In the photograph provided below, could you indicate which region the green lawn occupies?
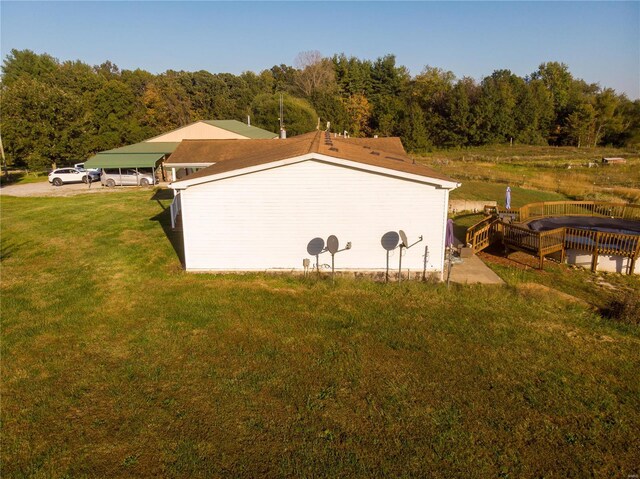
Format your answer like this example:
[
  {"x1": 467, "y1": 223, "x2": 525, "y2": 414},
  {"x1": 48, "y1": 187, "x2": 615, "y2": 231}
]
[
  {"x1": 451, "y1": 181, "x2": 567, "y2": 208},
  {"x1": 0, "y1": 171, "x2": 49, "y2": 185},
  {"x1": 1, "y1": 191, "x2": 639, "y2": 478}
]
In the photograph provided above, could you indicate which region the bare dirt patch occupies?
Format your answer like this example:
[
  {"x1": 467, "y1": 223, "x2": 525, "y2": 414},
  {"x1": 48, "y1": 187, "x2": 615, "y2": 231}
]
[
  {"x1": 516, "y1": 282, "x2": 591, "y2": 308},
  {"x1": 478, "y1": 248, "x2": 542, "y2": 270}
]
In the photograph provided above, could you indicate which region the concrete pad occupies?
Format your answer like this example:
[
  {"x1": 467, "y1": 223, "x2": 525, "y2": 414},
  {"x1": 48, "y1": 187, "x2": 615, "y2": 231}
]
[{"x1": 445, "y1": 254, "x2": 504, "y2": 285}]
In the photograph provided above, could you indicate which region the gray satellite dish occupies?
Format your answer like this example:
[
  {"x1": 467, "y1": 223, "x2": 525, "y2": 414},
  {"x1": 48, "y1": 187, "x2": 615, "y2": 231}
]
[
  {"x1": 381, "y1": 231, "x2": 400, "y2": 251},
  {"x1": 307, "y1": 237, "x2": 325, "y2": 256},
  {"x1": 399, "y1": 230, "x2": 408, "y2": 247},
  {"x1": 327, "y1": 235, "x2": 339, "y2": 254}
]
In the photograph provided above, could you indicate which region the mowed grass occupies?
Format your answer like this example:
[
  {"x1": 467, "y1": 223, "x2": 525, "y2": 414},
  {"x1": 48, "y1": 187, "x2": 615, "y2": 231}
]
[
  {"x1": 451, "y1": 181, "x2": 567, "y2": 208},
  {"x1": 0, "y1": 171, "x2": 49, "y2": 186},
  {"x1": 2, "y1": 191, "x2": 640, "y2": 478}
]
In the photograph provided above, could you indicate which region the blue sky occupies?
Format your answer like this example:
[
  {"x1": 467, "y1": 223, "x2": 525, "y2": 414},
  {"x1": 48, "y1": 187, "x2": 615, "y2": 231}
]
[{"x1": 1, "y1": 1, "x2": 638, "y2": 98}]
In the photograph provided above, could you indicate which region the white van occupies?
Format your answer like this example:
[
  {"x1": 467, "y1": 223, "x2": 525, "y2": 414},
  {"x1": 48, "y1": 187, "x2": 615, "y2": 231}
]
[{"x1": 100, "y1": 168, "x2": 156, "y2": 187}]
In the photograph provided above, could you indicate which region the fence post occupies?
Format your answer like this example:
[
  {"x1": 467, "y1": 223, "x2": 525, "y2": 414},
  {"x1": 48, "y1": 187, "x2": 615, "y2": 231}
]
[
  {"x1": 629, "y1": 241, "x2": 640, "y2": 275},
  {"x1": 591, "y1": 232, "x2": 600, "y2": 272}
]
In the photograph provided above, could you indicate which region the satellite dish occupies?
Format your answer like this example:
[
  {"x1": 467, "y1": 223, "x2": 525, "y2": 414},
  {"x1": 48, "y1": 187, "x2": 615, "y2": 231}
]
[
  {"x1": 307, "y1": 237, "x2": 325, "y2": 256},
  {"x1": 399, "y1": 230, "x2": 408, "y2": 247},
  {"x1": 381, "y1": 231, "x2": 400, "y2": 251},
  {"x1": 327, "y1": 235, "x2": 339, "y2": 254}
]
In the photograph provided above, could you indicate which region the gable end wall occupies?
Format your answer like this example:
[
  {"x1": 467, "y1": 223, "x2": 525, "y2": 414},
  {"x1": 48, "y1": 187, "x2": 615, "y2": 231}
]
[{"x1": 181, "y1": 160, "x2": 448, "y2": 272}]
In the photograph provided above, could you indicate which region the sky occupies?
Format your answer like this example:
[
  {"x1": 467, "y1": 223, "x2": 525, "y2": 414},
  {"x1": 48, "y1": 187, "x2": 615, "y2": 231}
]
[{"x1": 1, "y1": 1, "x2": 639, "y2": 99}]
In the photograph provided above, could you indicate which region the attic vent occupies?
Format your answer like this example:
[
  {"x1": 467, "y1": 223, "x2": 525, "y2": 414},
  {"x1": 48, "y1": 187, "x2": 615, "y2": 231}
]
[
  {"x1": 370, "y1": 151, "x2": 380, "y2": 156},
  {"x1": 329, "y1": 147, "x2": 338, "y2": 152}
]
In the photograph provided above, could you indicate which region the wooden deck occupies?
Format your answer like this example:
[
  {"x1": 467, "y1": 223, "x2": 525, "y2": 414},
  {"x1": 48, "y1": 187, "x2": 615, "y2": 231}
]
[{"x1": 465, "y1": 201, "x2": 640, "y2": 274}]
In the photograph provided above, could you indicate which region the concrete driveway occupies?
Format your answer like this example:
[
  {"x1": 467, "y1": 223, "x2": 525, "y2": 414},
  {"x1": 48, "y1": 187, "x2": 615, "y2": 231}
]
[{"x1": 0, "y1": 181, "x2": 166, "y2": 197}]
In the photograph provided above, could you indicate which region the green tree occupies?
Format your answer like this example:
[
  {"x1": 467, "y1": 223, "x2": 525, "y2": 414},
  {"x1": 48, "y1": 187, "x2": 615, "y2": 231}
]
[
  {"x1": 310, "y1": 90, "x2": 349, "y2": 133},
  {"x1": 565, "y1": 102, "x2": 596, "y2": 147},
  {"x1": 332, "y1": 54, "x2": 373, "y2": 97},
  {"x1": 87, "y1": 80, "x2": 146, "y2": 151},
  {"x1": 341, "y1": 94, "x2": 372, "y2": 137},
  {"x1": 142, "y1": 77, "x2": 192, "y2": 133},
  {"x1": 412, "y1": 66, "x2": 456, "y2": 145},
  {"x1": 398, "y1": 101, "x2": 430, "y2": 152},
  {"x1": 514, "y1": 79, "x2": 554, "y2": 145},
  {"x1": 1, "y1": 49, "x2": 58, "y2": 86},
  {"x1": 1, "y1": 77, "x2": 85, "y2": 169},
  {"x1": 445, "y1": 77, "x2": 480, "y2": 146},
  {"x1": 250, "y1": 93, "x2": 317, "y2": 136},
  {"x1": 592, "y1": 88, "x2": 622, "y2": 147},
  {"x1": 474, "y1": 70, "x2": 522, "y2": 143},
  {"x1": 269, "y1": 64, "x2": 298, "y2": 94}
]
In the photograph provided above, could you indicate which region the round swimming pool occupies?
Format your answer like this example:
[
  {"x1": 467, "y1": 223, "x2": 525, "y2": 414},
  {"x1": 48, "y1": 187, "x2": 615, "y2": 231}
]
[{"x1": 528, "y1": 216, "x2": 640, "y2": 236}]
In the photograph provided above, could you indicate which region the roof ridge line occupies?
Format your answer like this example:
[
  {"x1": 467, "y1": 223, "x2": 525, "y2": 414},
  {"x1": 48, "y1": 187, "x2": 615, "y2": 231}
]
[{"x1": 308, "y1": 130, "x2": 322, "y2": 154}]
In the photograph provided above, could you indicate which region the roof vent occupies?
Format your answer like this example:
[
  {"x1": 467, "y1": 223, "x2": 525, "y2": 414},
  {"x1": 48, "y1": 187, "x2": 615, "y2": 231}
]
[
  {"x1": 363, "y1": 145, "x2": 371, "y2": 149},
  {"x1": 385, "y1": 156, "x2": 403, "y2": 162},
  {"x1": 329, "y1": 147, "x2": 338, "y2": 152},
  {"x1": 370, "y1": 151, "x2": 380, "y2": 156}
]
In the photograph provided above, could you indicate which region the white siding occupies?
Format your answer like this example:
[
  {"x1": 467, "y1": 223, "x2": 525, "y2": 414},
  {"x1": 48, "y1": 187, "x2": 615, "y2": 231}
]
[{"x1": 181, "y1": 160, "x2": 449, "y2": 272}]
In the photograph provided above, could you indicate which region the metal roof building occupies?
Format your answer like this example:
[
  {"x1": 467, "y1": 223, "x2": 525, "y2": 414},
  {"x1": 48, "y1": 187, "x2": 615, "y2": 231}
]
[{"x1": 84, "y1": 120, "x2": 276, "y2": 172}]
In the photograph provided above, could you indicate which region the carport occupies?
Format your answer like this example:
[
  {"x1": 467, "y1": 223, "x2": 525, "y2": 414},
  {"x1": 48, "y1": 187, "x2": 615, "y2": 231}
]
[
  {"x1": 83, "y1": 142, "x2": 179, "y2": 185},
  {"x1": 84, "y1": 153, "x2": 165, "y2": 185}
]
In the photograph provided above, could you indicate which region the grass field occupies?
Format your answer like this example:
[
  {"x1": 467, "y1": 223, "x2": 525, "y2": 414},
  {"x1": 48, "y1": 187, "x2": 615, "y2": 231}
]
[
  {"x1": 451, "y1": 182, "x2": 567, "y2": 208},
  {"x1": 2, "y1": 190, "x2": 640, "y2": 478},
  {"x1": 415, "y1": 144, "x2": 640, "y2": 203},
  {"x1": 0, "y1": 171, "x2": 49, "y2": 186}
]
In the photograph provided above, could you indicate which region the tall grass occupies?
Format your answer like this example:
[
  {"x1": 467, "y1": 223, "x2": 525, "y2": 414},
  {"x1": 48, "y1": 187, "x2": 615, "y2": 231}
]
[
  {"x1": 1, "y1": 191, "x2": 639, "y2": 478},
  {"x1": 415, "y1": 145, "x2": 640, "y2": 203}
]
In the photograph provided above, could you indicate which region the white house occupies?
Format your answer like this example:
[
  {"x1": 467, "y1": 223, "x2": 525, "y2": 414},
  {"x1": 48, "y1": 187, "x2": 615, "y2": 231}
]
[{"x1": 169, "y1": 131, "x2": 459, "y2": 275}]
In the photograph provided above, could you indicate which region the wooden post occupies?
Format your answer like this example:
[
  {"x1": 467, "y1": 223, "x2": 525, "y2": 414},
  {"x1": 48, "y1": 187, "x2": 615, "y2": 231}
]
[
  {"x1": 629, "y1": 242, "x2": 640, "y2": 275},
  {"x1": 591, "y1": 232, "x2": 600, "y2": 273},
  {"x1": 560, "y1": 228, "x2": 566, "y2": 264}
]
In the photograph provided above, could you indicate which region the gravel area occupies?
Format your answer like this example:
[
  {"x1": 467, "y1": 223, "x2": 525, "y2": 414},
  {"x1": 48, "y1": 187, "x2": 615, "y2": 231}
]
[{"x1": 0, "y1": 181, "x2": 167, "y2": 197}]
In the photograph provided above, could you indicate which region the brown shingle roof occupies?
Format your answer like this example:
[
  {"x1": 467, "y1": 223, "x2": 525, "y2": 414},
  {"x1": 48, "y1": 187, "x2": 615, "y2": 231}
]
[{"x1": 170, "y1": 131, "x2": 457, "y2": 184}]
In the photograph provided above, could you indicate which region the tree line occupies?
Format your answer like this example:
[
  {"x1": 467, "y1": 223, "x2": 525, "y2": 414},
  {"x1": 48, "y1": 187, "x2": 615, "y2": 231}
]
[{"x1": 1, "y1": 49, "x2": 638, "y2": 170}]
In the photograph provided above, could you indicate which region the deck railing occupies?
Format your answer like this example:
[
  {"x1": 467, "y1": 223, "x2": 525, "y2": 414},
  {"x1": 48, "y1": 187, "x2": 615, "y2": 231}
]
[
  {"x1": 465, "y1": 216, "x2": 500, "y2": 253},
  {"x1": 465, "y1": 201, "x2": 639, "y2": 273},
  {"x1": 170, "y1": 192, "x2": 182, "y2": 229},
  {"x1": 518, "y1": 201, "x2": 640, "y2": 222},
  {"x1": 564, "y1": 228, "x2": 640, "y2": 257}
]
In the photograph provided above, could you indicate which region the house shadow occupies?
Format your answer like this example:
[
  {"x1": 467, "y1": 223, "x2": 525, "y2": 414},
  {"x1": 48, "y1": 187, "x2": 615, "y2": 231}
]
[
  {"x1": 452, "y1": 213, "x2": 479, "y2": 246},
  {"x1": 149, "y1": 189, "x2": 185, "y2": 268},
  {"x1": 150, "y1": 187, "x2": 174, "y2": 203}
]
